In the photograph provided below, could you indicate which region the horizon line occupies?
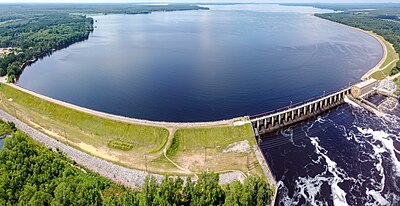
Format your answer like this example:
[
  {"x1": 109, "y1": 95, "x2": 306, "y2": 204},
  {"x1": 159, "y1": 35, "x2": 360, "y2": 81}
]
[{"x1": 0, "y1": 1, "x2": 399, "y2": 4}]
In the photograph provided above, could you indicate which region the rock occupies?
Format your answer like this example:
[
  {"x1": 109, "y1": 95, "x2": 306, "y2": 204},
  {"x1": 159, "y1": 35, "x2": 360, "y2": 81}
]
[{"x1": 223, "y1": 140, "x2": 250, "y2": 153}]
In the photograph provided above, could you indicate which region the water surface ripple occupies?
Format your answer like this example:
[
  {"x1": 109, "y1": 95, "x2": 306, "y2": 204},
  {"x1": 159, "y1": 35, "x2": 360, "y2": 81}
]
[
  {"x1": 17, "y1": 4, "x2": 382, "y2": 122},
  {"x1": 260, "y1": 104, "x2": 400, "y2": 205}
]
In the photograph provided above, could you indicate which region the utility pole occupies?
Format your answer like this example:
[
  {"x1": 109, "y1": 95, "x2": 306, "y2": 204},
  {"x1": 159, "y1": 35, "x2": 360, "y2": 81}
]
[
  {"x1": 64, "y1": 127, "x2": 67, "y2": 145},
  {"x1": 145, "y1": 154, "x2": 148, "y2": 172},
  {"x1": 183, "y1": 136, "x2": 185, "y2": 151},
  {"x1": 12, "y1": 104, "x2": 17, "y2": 119},
  {"x1": 247, "y1": 152, "x2": 250, "y2": 171},
  {"x1": 204, "y1": 146, "x2": 206, "y2": 162}
]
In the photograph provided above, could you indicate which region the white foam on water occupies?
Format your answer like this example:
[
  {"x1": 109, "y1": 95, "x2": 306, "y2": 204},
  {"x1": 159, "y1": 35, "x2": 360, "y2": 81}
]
[
  {"x1": 366, "y1": 189, "x2": 390, "y2": 206},
  {"x1": 355, "y1": 126, "x2": 400, "y2": 205},
  {"x1": 344, "y1": 96, "x2": 361, "y2": 108},
  {"x1": 357, "y1": 127, "x2": 400, "y2": 177},
  {"x1": 276, "y1": 106, "x2": 400, "y2": 205},
  {"x1": 364, "y1": 143, "x2": 387, "y2": 205},
  {"x1": 281, "y1": 127, "x2": 305, "y2": 148},
  {"x1": 301, "y1": 119, "x2": 349, "y2": 206},
  {"x1": 295, "y1": 175, "x2": 329, "y2": 206},
  {"x1": 278, "y1": 176, "x2": 328, "y2": 206},
  {"x1": 277, "y1": 180, "x2": 300, "y2": 206},
  {"x1": 309, "y1": 136, "x2": 349, "y2": 206}
]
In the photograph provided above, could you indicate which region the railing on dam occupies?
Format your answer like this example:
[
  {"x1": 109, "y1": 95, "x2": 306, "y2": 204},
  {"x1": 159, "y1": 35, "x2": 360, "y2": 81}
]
[{"x1": 250, "y1": 87, "x2": 351, "y2": 135}]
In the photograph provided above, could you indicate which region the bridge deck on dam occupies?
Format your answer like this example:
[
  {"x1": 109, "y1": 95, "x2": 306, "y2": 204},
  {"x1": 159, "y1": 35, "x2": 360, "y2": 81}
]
[
  {"x1": 250, "y1": 77, "x2": 399, "y2": 135},
  {"x1": 250, "y1": 88, "x2": 351, "y2": 135}
]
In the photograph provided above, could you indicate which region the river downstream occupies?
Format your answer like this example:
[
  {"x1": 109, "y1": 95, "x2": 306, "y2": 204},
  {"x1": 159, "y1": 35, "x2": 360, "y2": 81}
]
[
  {"x1": 13, "y1": 4, "x2": 399, "y2": 205},
  {"x1": 260, "y1": 103, "x2": 400, "y2": 205}
]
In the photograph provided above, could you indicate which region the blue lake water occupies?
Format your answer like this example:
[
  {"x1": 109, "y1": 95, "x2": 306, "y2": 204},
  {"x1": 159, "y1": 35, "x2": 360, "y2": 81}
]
[
  {"x1": 15, "y1": 4, "x2": 400, "y2": 205},
  {"x1": 17, "y1": 4, "x2": 382, "y2": 122}
]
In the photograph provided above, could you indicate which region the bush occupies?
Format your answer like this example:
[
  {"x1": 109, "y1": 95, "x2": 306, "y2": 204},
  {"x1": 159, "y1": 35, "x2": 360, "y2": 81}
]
[{"x1": 107, "y1": 140, "x2": 134, "y2": 151}]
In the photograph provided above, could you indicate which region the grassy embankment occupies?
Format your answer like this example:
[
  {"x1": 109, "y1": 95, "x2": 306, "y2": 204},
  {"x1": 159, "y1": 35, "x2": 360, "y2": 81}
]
[
  {"x1": 167, "y1": 124, "x2": 264, "y2": 176},
  {"x1": 0, "y1": 83, "x2": 172, "y2": 173},
  {"x1": 0, "y1": 83, "x2": 263, "y2": 177},
  {"x1": 370, "y1": 32, "x2": 400, "y2": 80}
]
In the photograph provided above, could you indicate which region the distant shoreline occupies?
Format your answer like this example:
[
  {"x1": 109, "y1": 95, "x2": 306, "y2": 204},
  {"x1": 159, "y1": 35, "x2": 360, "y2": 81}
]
[{"x1": 314, "y1": 15, "x2": 390, "y2": 81}]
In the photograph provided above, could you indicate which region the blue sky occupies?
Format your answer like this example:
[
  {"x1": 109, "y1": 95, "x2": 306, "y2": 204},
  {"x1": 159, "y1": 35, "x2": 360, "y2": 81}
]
[{"x1": 0, "y1": 0, "x2": 400, "y2": 3}]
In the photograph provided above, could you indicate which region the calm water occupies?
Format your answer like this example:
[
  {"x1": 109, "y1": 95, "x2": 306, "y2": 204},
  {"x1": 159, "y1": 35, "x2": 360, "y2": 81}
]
[
  {"x1": 15, "y1": 4, "x2": 399, "y2": 205},
  {"x1": 0, "y1": 138, "x2": 4, "y2": 150},
  {"x1": 17, "y1": 4, "x2": 383, "y2": 122}
]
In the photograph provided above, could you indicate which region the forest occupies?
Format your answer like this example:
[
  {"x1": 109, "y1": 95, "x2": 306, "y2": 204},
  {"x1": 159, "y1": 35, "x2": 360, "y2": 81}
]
[
  {"x1": 0, "y1": 119, "x2": 273, "y2": 206},
  {"x1": 0, "y1": 4, "x2": 208, "y2": 82}
]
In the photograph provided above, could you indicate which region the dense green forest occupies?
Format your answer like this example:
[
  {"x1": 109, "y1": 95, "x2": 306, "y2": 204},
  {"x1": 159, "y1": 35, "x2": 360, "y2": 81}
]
[
  {"x1": 308, "y1": 4, "x2": 400, "y2": 75},
  {"x1": 0, "y1": 4, "x2": 207, "y2": 82},
  {"x1": 0, "y1": 119, "x2": 273, "y2": 205},
  {"x1": 282, "y1": 3, "x2": 400, "y2": 11}
]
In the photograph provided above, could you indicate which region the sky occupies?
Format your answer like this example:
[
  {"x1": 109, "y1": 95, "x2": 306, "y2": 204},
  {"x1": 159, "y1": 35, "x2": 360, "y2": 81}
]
[{"x1": 0, "y1": 0, "x2": 400, "y2": 3}]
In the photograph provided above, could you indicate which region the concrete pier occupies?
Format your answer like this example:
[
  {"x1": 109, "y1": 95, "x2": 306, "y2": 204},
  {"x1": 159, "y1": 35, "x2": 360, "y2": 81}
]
[
  {"x1": 251, "y1": 88, "x2": 351, "y2": 135},
  {"x1": 250, "y1": 77, "x2": 399, "y2": 135}
]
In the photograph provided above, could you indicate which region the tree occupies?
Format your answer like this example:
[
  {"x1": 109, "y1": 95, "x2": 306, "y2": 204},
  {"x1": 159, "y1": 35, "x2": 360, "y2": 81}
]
[
  {"x1": 191, "y1": 173, "x2": 224, "y2": 206},
  {"x1": 0, "y1": 120, "x2": 272, "y2": 206}
]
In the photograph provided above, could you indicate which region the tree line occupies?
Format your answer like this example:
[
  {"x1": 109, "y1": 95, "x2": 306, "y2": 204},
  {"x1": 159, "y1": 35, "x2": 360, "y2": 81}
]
[
  {"x1": 0, "y1": 12, "x2": 93, "y2": 82},
  {"x1": 316, "y1": 7, "x2": 400, "y2": 75},
  {"x1": 0, "y1": 4, "x2": 208, "y2": 82},
  {"x1": 0, "y1": 119, "x2": 273, "y2": 206}
]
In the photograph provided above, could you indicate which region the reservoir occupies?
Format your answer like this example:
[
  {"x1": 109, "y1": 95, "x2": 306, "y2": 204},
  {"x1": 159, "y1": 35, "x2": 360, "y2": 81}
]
[
  {"x1": 13, "y1": 4, "x2": 400, "y2": 205},
  {"x1": 16, "y1": 4, "x2": 383, "y2": 122}
]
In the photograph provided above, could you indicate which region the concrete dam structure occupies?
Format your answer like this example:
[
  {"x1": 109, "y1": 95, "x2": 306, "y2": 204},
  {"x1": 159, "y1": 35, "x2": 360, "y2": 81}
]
[
  {"x1": 250, "y1": 78, "x2": 398, "y2": 135},
  {"x1": 250, "y1": 88, "x2": 351, "y2": 135}
]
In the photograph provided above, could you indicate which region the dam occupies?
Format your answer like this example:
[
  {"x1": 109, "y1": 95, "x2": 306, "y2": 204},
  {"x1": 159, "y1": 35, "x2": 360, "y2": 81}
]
[{"x1": 250, "y1": 78, "x2": 399, "y2": 135}]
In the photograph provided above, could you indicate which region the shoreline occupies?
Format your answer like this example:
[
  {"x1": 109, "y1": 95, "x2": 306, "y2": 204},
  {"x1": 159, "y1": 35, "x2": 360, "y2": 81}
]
[
  {"x1": 0, "y1": 81, "x2": 271, "y2": 184},
  {"x1": 313, "y1": 15, "x2": 390, "y2": 81},
  {"x1": 2, "y1": 12, "x2": 388, "y2": 204},
  {"x1": 13, "y1": 15, "x2": 391, "y2": 127},
  {"x1": 1, "y1": 78, "x2": 245, "y2": 129}
]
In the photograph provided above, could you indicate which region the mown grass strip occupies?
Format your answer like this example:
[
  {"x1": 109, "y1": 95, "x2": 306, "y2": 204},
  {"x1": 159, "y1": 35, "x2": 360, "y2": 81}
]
[
  {"x1": 0, "y1": 83, "x2": 169, "y2": 152},
  {"x1": 168, "y1": 124, "x2": 255, "y2": 158},
  {"x1": 372, "y1": 33, "x2": 399, "y2": 80}
]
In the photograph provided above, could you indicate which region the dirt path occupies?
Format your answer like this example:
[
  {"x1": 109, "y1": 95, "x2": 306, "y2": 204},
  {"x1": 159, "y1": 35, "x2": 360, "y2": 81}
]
[
  {"x1": 363, "y1": 59, "x2": 398, "y2": 80},
  {"x1": 162, "y1": 128, "x2": 197, "y2": 176}
]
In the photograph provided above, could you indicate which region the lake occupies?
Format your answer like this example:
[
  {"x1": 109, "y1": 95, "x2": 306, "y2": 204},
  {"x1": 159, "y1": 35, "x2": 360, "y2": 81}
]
[
  {"x1": 15, "y1": 4, "x2": 400, "y2": 205},
  {"x1": 16, "y1": 4, "x2": 383, "y2": 122}
]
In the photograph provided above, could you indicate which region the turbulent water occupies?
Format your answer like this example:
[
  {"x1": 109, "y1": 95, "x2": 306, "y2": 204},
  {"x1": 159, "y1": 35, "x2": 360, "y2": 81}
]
[{"x1": 260, "y1": 103, "x2": 400, "y2": 205}]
